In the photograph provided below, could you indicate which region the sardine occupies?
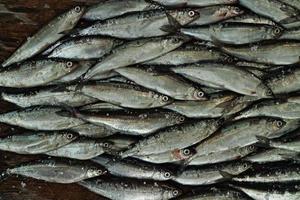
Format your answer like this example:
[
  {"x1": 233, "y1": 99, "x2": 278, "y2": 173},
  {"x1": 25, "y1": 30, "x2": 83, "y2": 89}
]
[
  {"x1": 70, "y1": 123, "x2": 118, "y2": 138},
  {"x1": 223, "y1": 13, "x2": 278, "y2": 26},
  {"x1": 0, "y1": 60, "x2": 80, "y2": 88},
  {"x1": 46, "y1": 139, "x2": 112, "y2": 160},
  {"x1": 82, "y1": 0, "x2": 162, "y2": 21},
  {"x1": 92, "y1": 155, "x2": 174, "y2": 181},
  {"x1": 181, "y1": 25, "x2": 282, "y2": 45},
  {"x1": 171, "y1": 63, "x2": 272, "y2": 98},
  {"x1": 121, "y1": 119, "x2": 221, "y2": 158},
  {"x1": 79, "y1": 178, "x2": 182, "y2": 200},
  {"x1": 0, "y1": 107, "x2": 85, "y2": 131},
  {"x1": 3, "y1": 159, "x2": 106, "y2": 184},
  {"x1": 115, "y1": 66, "x2": 206, "y2": 100},
  {"x1": 0, "y1": 131, "x2": 77, "y2": 154},
  {"x1": 1, "y1": 86, "x2": 98, "y2": 108},
  {"x1": 83, "y1": 36, "x2": 188, "y2": 79},
  {"x1": 2, "y1": 6, "x2": 85, "y2": 67},
  {"x1": 173, "y1": 162, "x2": 251, "y2": 185},
  {"x1": 72, "y1": 110, "x2": 185, "y2": 136},
  {"x1": 47, "y1": 37, "x2": 123, "y2": 60},
  {"x1": 69, "y1": 83, "x2": 173, "y2": 109}
]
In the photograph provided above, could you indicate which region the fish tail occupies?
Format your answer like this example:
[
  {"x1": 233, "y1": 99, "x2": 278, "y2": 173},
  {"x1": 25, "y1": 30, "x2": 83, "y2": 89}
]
[
  {"x1": 219, "y1": 170, "x2": 234, "y2": 180},
  {"x1": 160, "y1": 12, "x2": 182, "y2": 34},
  {"x1": 255, "y1": 135, "x2": 271, "y2": 147}
]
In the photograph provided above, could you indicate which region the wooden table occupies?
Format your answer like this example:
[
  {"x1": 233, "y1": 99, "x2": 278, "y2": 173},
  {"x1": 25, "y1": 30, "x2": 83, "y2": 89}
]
[{"x1": 0, "y1": 1, "x2": 108, "y2": 199}]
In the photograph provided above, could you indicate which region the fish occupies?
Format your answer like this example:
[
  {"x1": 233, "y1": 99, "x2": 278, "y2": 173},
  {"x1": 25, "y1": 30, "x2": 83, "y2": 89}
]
[
  {"x1": 79, "y1": 102, "x2": 124, "y2": 112},
  {"x1": 233, "y1": 165, "x2": 300, "y2": 183},
  {"x1": 121, "y1": 119, "x2": 221, "y2": 158},
  {"x1": 69, "y1": 82, "x2": 173, "y2": 109},
  {"x1": 231, "y1": 185, "x2": 300, "y2": 200},
  {"x1": 71, "y1": 110, "x2": 185, "y2": 136},
  {"x1": 171, "y1": 63, "x2": 272, "y2": 98},
  {"x1": 0, "y1": 107, "x2": 85, "y2": 131},
  {"x1": 280, "y1": 28, "x2": 300, "y2": 40},
  {"x1": 133, "y1": 147, "x2": 196, "y2": 164},
  {"x1": 0, "y1": 60, "x2": 81, "y2": 88},
  {"x1": 70, "y1": 123, "x2": 118, "y2": 138},
  {"x1": 223, "y1": 13, "x2": 278, "y2": 26},
  {"x1": 74, "y1": 9, "x2": 200, "y2": 39},
  {"x1": 152, "y1": 0, "x2": 238, "y2": 7},
  {"x1": 288, "y1": 96, "x2": 300, "y2": 104},
  {"x1": 47, "y1": 37, "x2": 123, "y2": 60},
  {"x1": 279, "y1": 0, "x2": 300, "y2": 10},
  {"x1": 0, "y1": 131, "x2": 77, "y2": 154},
  {"x1": 82, "y1": 0, "x2": 162, "y2": 21},
  {"x1": 266, "y1": 67, "x2": 300, "y2": 94},
  {"x1": 238, "y1": 0, "x2": 300, "y2": 27},
  {"x1": 244, "y1": 148, "x2": 300, "y2": 163},
  {"x1": 2, "y1": 6, "x2": 85, "y2": 67},
  {"x1": 165, "y1": 93, "x2": 255, "y2": 118},
  {"x1": 82, "y1": 36, "x2": 188, "y2": 79},
  {"x1": 189, "y1": 145, "x2": 257, "y2": 166},
  {"x1": 234, "y1": 99, "x2": 300, "y2": 120},
  {"x1": 105, "y1": 135, "x2": 138, "y2": 153},
  {"x1": 188, "y1": 118, "x2": 292, "y2": 162},
  {"x1": 1, "y1": 86, "x2": 98, "y2": 108},
  {"x1": 79, "y1": 178, "x2": 182, "y2": 200},
  {"x1": 188, "y1": 6, "x2": 244, "y2": 26},
  {"x1": 1, "y1": 159, "x2": 106, "y2": 184},
  {"x1": 256, "y1": 135, "x2": 300, "y2": 153},
  {"x1": 92, "y1": 155, "x2": 174, "y2": 181},
  {"x1": 143, "y1": 45, "x2": 231, "y2": 65},
  {"x1": 115, "y1": 66, "x2": 206, "y2": 100},
  {"x1": 181, "y1": 25, "x2": 283, "y2": 45},
  {"x1": 215, "y1": 42, "x2": 300, "y2": 65},
  {"x1": 173, "y1": 162, "x2": 251, "y2": 185},
  {"x1": 46, "y1": 139, "x2": 112, "y2": 160}
]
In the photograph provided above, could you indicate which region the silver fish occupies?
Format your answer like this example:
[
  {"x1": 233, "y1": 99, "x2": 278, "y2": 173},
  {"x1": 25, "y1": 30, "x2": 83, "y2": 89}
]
[
  {"x1": 83, "y1": 36, "x2": 187, "y2": 79},
  {"x1": 171, "y1": 63, "x2": 272, "y2": 98},
  {"x1": 143, "y1": 45, "x2": 230, "y2": 65},
  {"x1": 257, "y1": 136, "x2": 300, "y2": 153},
  {"x1": 79, "y1": 102, "x2": 124, "y2": 112},
  {"x1": 1, "y1": 87, "x2": 98, "y2": 108},
  {"x1": 133, "y1": 147, "x2": 196, "y2": 164},
  {"x1": 46, "y1": 139, "x2": 112, "y2": 160},
  {"x1": 75, "y1": 9, "x2": 199, "y2": 39},
  {"x1": 0, "y1": 60, "x2": 80, "y2": 88},
  {"x1": 73, "y1": 110, "x2": 185, "y2": 136},
  {"x1": 223, "y1": 13, "x2": 278, "y2": 26},
  {"x1": 2, "y1": 6, "x2": 85, "y2": 67},
  {"x1": 47, "y1": 37, "x2": 123, "y2": 60},
  {"x1": 69, "y1": 83, "x2": 172, "y2": 109},
  {"x1": 173, "y1": 162, "x2": 251, "y2": 185},
  {"x1": 189, "y1": 145, "x2": 257, "y2": 166},
  {"x1": 0, "y1": 131, "x2": 77, "y2": 154},
  {"x1": 92, "y1": 155, "x2": 174, "y2": 181},
  {"x1": 79, "y1": 178, "x2": 182, "y2": 200},
  {"x1": 153, "y1": 0, "x2": 238, "y2": 7},
  {"x1": 70, "y1": 123, "x2": 118, "y2": 138},
  {"x1": 0, "y1": 107, "x2": 85, "y2": 131},
  {"x1": 115, "y1": 66, "x2": 206, "y2": 100},
  {"x1": 82, "y1": 0, "x2": 162, "y2": 21},
  {"x1": 121, "y1": 119, "x2": 221, "y2": 158},
  {"x1": 181, "y1": 25, "x2": 282, "y2": 45},
  {"x1": 3, "y1": 159, "x2": 106, "y2": 184}
]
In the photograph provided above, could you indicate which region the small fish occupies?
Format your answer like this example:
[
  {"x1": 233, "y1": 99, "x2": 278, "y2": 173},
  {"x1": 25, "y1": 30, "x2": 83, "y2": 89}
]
[
  {"x1": 0, "y1": 60, "x2": 80, "y2": 88},
  {"x1": 171, "y1": 63, "x2": 272, "y2": 98},
  {"x1": 72, "y1": 110, "x2": 185, "y2": 136},
  {"x1": 83, "y1": 36, "x2": 188, "y2": 79},
  {"x1": 0, "y1": 107, "x2": 85, "y2": 131},
  {"x1": 2, "y1": 6, "x2": 85, "y2": 67},
  {"x1": 82, "y1": 0, "x2": 162, "y2": 21},
  {"x1": 79, "y1": 102, "x2": 124, "y2": 112},
  {"x1": 93, "y1": 155, "x2": 174, "y2": 181},
  {"x1": 181, "y1": 25, "x2": 282, "y2": 45},
  {"x1": 1, "y1": 86, "x2": 98, "y2": 108},
  {"x1": 0, "y1": 131, "x2": 77, "y2": 154},
  {"x1": 115, "y1": 66, "x2": 206, "y2": 100},
  {"x1": 173, "y1": 162, "x2": 251, "y2": 185},
  {"x1": 79, "y1": 178, "x2": 182, "y2": 200},
  {"x1": 46, "y1": 139, "x2": 112, "y2": 160},
  {"x1": 133, "y1": 147, "x2": 196, "y2": 164},
  {"x1": 47, "y1": 37, "x2": 123, "y2": 60},
  {"x1": 223, "y1": 13, "x2": 278, "y2": 26},
  {"x1": 1, "y1": 159, "x2": 106, "y2": 184},
  {"x1": 121, "y1": 119, "x2": 221, "y2": 158},
  {"x1": 256, "y1": 135, "x2": 300, "y2": 153},
  {"x1": 69, "y1": 83, "x2": 173, "y2": 109},
  {"x1": 70, "y1": 123, "x2": 118, "y2": 138}
]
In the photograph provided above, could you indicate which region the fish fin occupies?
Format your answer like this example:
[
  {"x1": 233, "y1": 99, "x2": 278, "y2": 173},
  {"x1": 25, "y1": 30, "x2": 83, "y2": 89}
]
[
  {"x1": 160, "y1": 12, "x2": 181, "y2": 33},
  {"x1": 219, "y1": 170, "x2": 234, "y2": 180},
  {"x1": 255, "y1": 135, "x2": 271, "y2": 147}
]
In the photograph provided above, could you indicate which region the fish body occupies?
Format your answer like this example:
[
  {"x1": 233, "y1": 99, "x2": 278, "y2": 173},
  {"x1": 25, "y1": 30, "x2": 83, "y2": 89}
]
[
  {"x1": 153, "y1": 0, "x2": 238, "y2": 7},
  {"x1": 70, "y1": 123, "x2": 118, "y2": 138},
  {"x1": 224, "y1": 13, "x2": 277, "y2": 26},
  {"x1": 79, "y1": 102, "x2": 124, "y2": 112}
]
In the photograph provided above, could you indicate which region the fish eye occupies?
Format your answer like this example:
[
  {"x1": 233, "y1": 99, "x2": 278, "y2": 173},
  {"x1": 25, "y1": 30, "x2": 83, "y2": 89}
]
[
  {"x1": 66, "y1": 133, "x2": 74, "y2": 140},
  {"x1": 275, "y1": 120, "x2": 284, "y2": 128},
  {"x1": 197, "y1": 91, "x2": 205, "y2": 98},
  {"x1": 66, "y1": 61, "x2": 73, "y2": 67},
  {"x1": 97, "y1": 169, "x2": 103, "y2": 174},
  {"x1": 161, "y1": 96, "x2": 169, "y2": 102},
  {"x1": 188, "y1": 10, "x2": 195, "y2": 17},
  {"x1": 266, "y1": 89, "x2": 273, "y2": 96},
  {"x1": 249, "y1": 145, "x2": 255, "y2": 151},
  {"x1": 172, "y1": 189, "x2": 179, "y2": 196},
  {"x1": 164, "y1": 172, "x2": 171, "y2": 178},
  {"x1": 225, "y1": 56, "x2": 234, "y2": 63},
  {"x1": 103, "y1": 142, "x2": 110, "y2": 148},
  {"x1": 233, "y1": 7, "x2": 241, "y2": 13},
  {"x1": 273, "y1": 28, "x2": 281, "y2": 35},
  {"x1": 177, "y1": 116, "x2": 185, "y2": 123},
  {"x1": 243, "y1": 163, "x2": 248, "y2": 168},
  {"x1": 74, "y1": 6, "x2": 81, "y2": 13},
  {"x1": 172, "y1": 38, "x2": 179, "y2": 43},
  {"x1": 183, "y1": 149, "x2": 190, "y2": 156}
]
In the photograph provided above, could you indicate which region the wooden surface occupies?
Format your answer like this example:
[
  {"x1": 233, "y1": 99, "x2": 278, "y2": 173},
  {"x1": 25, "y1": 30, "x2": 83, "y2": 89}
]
[{"x1": 0, "y1": 1, "x2": 108, "y2": 199}]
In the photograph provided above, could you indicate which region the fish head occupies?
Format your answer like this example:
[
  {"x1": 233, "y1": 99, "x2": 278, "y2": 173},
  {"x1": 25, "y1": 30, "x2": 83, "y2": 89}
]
[
  {"x1": 162, "y1": 186, "x2": 182, "y2": 199},
  {"x1": 186, "y1": 87, "x2": 207, "y2": 100},
  {"x1": 61, "y1": 61, "x2": 80, "y2": 74},
  {"x1": 225, "y1": 162, "x2": 252, "y2": 175},
  {"x1": 154, "y1": 169, "x2": 174, "y2": 180},
  {"x1": 255, "y1": 83, "x2": 274, "y2": 98},
  {"x1": 62, "y1": 131, "x2": 78, "y2": 141},
  {"x1": 86, "y1": 166, "x2": 107, "y2": 178},
  {"x1": 167, "y1": 9, "x2": 200, "y2": 26},
  {"x1": 214, "y1": 6, "x2": 244, "y2": 20},
  {"x1": 270, "y1": 26, "x2": 284, "y2": 38},
  {"x1": 157, "y1": 94, "x2": 173, "y2": 106},
  {"x1": 163, "y1": 36, "x2": 190, "y2": 48},
  {"x1": 265, "y1": 118, "x2": 287, "y2": 132},
  {"x1": 240, "y1": 145, "x2": 257, "y2": 155}
]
